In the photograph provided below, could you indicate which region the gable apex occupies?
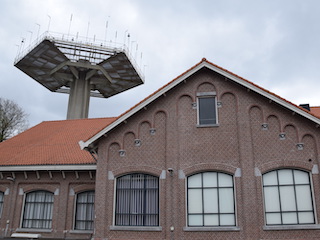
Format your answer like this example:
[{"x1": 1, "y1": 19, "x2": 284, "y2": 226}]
[{"x1": 79, "y1": 58, "x2": 320, "y2": 151}]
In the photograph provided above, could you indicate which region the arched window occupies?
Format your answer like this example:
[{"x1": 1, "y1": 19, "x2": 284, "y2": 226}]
[
  {"x1": 75, "y1": 191, "x2": 95, "y2": 230},
  {"x1": 263, "y1": 169, "x2": 315, "y2": 225},
  {"x1": 22, "y1": 190, "x2": 54, "y2": 229},
  {"x1": 115, "y1": 173, "x2": 159, "y2": 226},
  {"x1": 187, "y1": 172, "x2": 235, "y2": 227}
]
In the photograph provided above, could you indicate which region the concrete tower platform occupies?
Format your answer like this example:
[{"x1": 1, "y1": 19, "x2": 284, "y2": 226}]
[{"x1": 14, "y1": 33, "x2": 144, "y2": 119}]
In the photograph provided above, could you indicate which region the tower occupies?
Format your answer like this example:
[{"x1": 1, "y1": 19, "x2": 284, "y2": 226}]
[{"x1": 14, "y1": 32, "x2": 144, "y2": 119}]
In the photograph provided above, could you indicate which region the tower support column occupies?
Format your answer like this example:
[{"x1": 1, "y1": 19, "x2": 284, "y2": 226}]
[{"x1": 67, "y1": 71, "x2": 91, "y2": 119}]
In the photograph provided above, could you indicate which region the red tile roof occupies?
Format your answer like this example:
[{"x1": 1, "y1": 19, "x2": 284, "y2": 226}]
[
  {"x1": 310, "y1": 107, "x2": 320, "y2": 118},
  {"x1": 0, "y1": 117, "x2": 116, "y2": 166}
]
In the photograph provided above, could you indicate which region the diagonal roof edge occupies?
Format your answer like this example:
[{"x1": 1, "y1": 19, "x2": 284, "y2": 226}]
[{"x1": 79, "y1": 58, "x2": 320, "y2": 150}]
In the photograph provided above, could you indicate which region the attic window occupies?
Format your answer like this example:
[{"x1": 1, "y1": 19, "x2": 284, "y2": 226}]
[{"x1": 197, "y1": 92, "x2": 218, "y2": 127}]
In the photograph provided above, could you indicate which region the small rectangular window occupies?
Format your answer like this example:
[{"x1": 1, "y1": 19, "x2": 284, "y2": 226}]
[{"x1": 197, "y1": 95, "x2": 217, "y2": 126}]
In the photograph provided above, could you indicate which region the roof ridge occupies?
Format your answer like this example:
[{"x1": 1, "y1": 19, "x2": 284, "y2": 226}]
[{"x1": 41, "y1": 116, "x2": 117, "y2": 124}]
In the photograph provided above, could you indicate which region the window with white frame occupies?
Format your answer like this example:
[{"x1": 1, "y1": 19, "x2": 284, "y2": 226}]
[
  {"x1": 0, "y1": 191, "x2": 3, "y2": 218},
  {"x1": 75, "y1": 191, "x2": 95, "y2": 230},
  {"x1": 22, "y1": 190, "x2": 54, "y2": 229},
  {"x1": 197, "y1": 93, "x2": 217, "y2": 126},
  {"x1": 115, "y1": 173, "x2": 159, "y2": 226},
  {"x1": 263, "y1": 169, "x2": 315, "y2": 225},
  {"x1": 187, "y1": 172, "x2": 235, "y2": 227}
]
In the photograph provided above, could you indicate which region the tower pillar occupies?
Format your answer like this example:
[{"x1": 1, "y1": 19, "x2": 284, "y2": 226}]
[{"x1": 67, "y1": 71, "x2": 91, "y2": 119}]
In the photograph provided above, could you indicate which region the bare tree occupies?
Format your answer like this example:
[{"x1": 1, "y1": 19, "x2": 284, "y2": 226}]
[{"x1": 0, "y1": 98, "x2": 29, "y2": 142}]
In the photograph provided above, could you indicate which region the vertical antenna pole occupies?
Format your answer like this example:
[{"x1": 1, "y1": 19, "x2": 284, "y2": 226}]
[
  {"x1": 68, "y1": 14, "x2": 73, "y2": 37},
  {"x1": 47, "y1": 15, "x2": 51, "y2": 32}
]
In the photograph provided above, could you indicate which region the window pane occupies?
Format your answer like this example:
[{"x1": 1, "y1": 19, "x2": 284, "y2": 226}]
[
  {"x1": 266, "y1": 213, "x2": 281, "y2": 225},
  {"x1": 264, "y1": 186, "x2": 280, "y2": 212},
  {"x1": 279, "y1": 186, "x2": 296, "y2": 211},
  {"x1": 203, "y1": 189, "x2": 218, "y2": 213},
  {"x1": 219, "y1": 188, "x2": 234, "y2": 213},
  {"x1": 263, "y1": 171, "x2": 278, "y2": 186},
  {"x1": 198, "y1": 97, "x2": 216, "y2": 125},
  {"x1": 188, "y1": 174, "x2": 202, "y2": 188},
  {"x1": 188, "y1": 215, "x2": 203, "y2": 226},
  {"x1": 278, "y1": 169, "x2": 293, "y2": 185},
  {"x1": 298, "y1": 212, "x2": 315, "y2": 224},
  {"x1": 218, "y1": 173, "x2": 233, "y2": 187},
  {"x1": 294, "y1": 170, "x2": 310, "y2": 184},
  {"x1": 203, "y1": 172, "x2": 217, "y2": 187},
  {"x1": 296, "y1": 185, "x2": 313, "y2": 211},
  {"x1": 188, "y1": 189, "x2": 202, "y2": 213},
  {"x1": 204, "y1": 214, "x2": 218, "y2": 226},
  {"x1": 282, "y1": 212, "x2": 298, "y2": 224},
  {"x1": 220, "y1": 214, "x2": 235, "y2": 226}
]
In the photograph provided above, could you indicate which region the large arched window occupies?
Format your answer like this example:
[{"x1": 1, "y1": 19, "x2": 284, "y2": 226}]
[
  {"x1": 263, "y1": 169, "x2": 315, "y2": 225},
  {"x1": 115, "y1": 173, "x2": 159, "y2": 226},
  {"x1": 74, "y1": 191, "x2": 95, "y2": 230},
  {"x1": 22, "y1": 190, "x2": 54, "y2": 229},
  {"x1": 187, "y1": 172, "x2": 235, "y2": 227}
]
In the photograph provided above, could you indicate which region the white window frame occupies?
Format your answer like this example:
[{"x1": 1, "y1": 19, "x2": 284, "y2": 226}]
[
  {"x1": 74, "y1": 190, "x2": 95, "y2": 231},
  {"x1": 186, "y1": 171, "x2": 236, "y2": 228},
  {"x1": 262, "y1": 169, "x2": 316, "y2": 226},
  {"x1": 196, "y1": 92, "x2": 218, "y2": 127}
]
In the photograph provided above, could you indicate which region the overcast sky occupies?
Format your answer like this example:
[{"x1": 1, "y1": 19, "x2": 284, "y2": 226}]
[{"x1": 1, "y1": 0, "x2": 320, "y2": 128}]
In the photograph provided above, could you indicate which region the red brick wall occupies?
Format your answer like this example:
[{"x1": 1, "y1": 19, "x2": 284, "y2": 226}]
[
  {"x1": 94, "y1": 68, "x2": 320, "y2": 239},
  {"x1": 0, "y1": 170, "x2": 95, "y2": 239}
]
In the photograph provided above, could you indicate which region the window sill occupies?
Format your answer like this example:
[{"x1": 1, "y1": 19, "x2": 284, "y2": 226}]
[
  {"x1": 11, "y1": 233, "x2": 42, "y2": 238},
  {"x1": 110, "y1": 226, "x2": 162, "y2": 231},
  {"x1": 69, "y1": 230, "x2": 93, "y2": 234},
  {"x1": 196, "y1": 124, "x2": 219, "y2": 128},
  {"x1": 15, "y1": 228, "x2": 52, "y2": 233},
  {"x1": 263, "y1": 224, "x2": 320, "y2": 231},
  {"x1": 183, "y1": 226, "x2": 240, "y2": 232}
]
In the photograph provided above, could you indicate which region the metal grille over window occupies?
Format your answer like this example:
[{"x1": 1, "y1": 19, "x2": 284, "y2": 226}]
[
  {"x1": 187, "y1": 172, "x2": 236, "y2": 227},
  {"x1": 22, "y1": 191, "x2": 54, "y2": 229},
  {"x1": 198, "y1": 96, "x2": 217, "y2": 125},
  {"x1": 75, "y1": 191, "x2": 95, "y2": 230},
  {"x1": 115, "y1": 173, "x2": 159, "y2": 226},
  {"x1": 263, "y1": 169, "x2": 315, "y2": 225}
]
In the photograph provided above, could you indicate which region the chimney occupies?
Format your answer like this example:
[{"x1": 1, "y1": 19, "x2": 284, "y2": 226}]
[{"x1": 299, "y1": 104, "x2": 310, "y2": 111}]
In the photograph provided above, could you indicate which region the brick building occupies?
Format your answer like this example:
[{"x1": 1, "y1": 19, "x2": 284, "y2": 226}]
[{"x1": 1, "y1": 58, "x2": 320, "y2": 239}]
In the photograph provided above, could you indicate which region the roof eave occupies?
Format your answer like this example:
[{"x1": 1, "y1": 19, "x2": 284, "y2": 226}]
[{"x1": 0, "y1": 164, "x2": 96, "y2": 171}]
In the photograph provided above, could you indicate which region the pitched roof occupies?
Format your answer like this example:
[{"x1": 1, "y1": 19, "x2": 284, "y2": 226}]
[
  {"x1": 79, "y1": 58, "x2": 320, "y2": 150},
  {"x1": 0, "y1": 117, "x2": 116, "y2": 169},
  {"x1": 310, "y1": 107, "x2": 320, "y2": 118}
]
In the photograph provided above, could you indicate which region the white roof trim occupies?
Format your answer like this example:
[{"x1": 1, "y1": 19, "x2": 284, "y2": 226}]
[
  {"x1": 0, "y1": 164, "x2": 96, "y2": 171},
  {"x1": 79, "y1": 61, "x2": 320, "y2": 150}
]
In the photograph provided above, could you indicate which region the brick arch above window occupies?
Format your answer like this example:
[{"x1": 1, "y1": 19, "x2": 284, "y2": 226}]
[
  {"x1": 112, "y1": 165, "x2": 162, "y2": 178},
  {"x1": 183, "y1": 163, "x2": 238, "y2": 177},
  {"x1": 21, "y1": 184, "x2": 58, "y2": 195},
  {"x1": 259, "y1": 161, "x2": 314, "y2": 175}
]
